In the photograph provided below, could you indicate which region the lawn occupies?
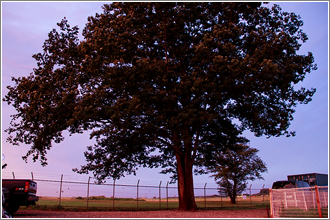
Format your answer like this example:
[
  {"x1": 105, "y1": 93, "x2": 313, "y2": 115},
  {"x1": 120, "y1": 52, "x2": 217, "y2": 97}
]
[
  {"x1": 279, "y1": 207, "x2": 328, "y2": 218},
  {"x1": 21, "y1": 195, "x2": 270, "y2": 211}
]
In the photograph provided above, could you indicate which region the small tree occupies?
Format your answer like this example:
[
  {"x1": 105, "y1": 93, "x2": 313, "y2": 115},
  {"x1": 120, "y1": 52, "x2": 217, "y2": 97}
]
[{"x1": 209, "y1": 143, "x2": 267, "y2": 204}]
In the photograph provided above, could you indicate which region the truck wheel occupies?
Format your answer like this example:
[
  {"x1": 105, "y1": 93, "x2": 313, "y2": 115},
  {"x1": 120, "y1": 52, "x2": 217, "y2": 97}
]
[
  {"x1": 3, "y1": 211, "x2": 12, "y2": 218},
  {"x1": 6, "y1": 203, "x2": 20, "y2": 215}
]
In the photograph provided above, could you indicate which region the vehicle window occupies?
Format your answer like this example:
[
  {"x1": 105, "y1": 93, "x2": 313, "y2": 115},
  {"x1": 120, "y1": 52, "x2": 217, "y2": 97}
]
[
  {"x1": 283, "y1": 182, "x2": 296, "y2": 189},
  {"x1": 302, "y1": 182, "x2": 310, "y2": 187},
  {"x1": 272, "y1": 181, "x2": 288, "y2": 189},
  {"x1": 296, "y1": 181, "x2": 310, "y2": 188},
  {"x1": 272, "y1": 181, "x2": 296, "y2": 189}
]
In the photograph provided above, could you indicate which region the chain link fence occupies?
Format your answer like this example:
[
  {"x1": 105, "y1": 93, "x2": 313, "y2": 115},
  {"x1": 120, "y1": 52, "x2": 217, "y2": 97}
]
[
  {"x1": 270, "y1": 186, "x2": 328, "y2": 218},
  {"x1": 2, "y1": 171, "x2": 270, "y2": 210}
]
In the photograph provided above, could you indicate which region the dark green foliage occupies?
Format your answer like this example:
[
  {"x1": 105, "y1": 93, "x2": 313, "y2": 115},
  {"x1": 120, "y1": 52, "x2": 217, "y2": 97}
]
[
  {"x1": 209, "y1": 143, "x2": 267, "y2": 204},
  {"x1": 4, "y1": 2, "x2": 316, "y2": 210}
]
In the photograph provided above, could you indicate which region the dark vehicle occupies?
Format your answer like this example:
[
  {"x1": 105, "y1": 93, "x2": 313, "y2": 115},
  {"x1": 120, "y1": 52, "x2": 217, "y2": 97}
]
[
  {"x1": 2, "y1": 154, "x2": 12, "y2": 218},
  {"x1": 288, "y1": 173, "x2": 328, "y2": 187},
  {"x1": 2, "y1": 187, "x2": 12, "y2": 218},
  {"x1": 272, "y1": 180, "x2": 310, "y2": 189},
  {"x1": 2, "y1": 179, "x2": 39, "y2": 215}
]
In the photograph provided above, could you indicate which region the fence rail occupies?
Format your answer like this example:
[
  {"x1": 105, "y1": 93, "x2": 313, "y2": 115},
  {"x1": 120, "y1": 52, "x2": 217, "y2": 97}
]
[
  {"x1": 270, "y1": 186, "x2": 328, "y2": 218},
  {"x1": 2, "y1": 172, "x2": 270, "y2": 210}
]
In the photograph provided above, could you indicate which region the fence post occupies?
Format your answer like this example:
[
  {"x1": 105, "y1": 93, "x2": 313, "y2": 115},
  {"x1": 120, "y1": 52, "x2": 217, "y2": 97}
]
[
  {"x1": 166, "y1": 181, "x2": 169, "y2": 209},
  {"x1": 315, "y1": 185, "x2": 323, "y2": 218},
  {"x1": 204, "y1": 183, "x2": 207, "y2": 209},
  {"x1": 31, "y1": 172, "x2": 34, "y2": 181},
  {"x1": 220, "y1": 187, "x2": 223, "y2": 207},
  {"x1": 137, "y1": 179, "x2": 140, "y2": 210},
  {"x1": 249, "y1": 184, "x2": 252, "y2": 207},
  {"x1": 12, "y1": 172, "x2": 15, "y2": 179},
  {"x1": 312, "y1": 190, "x2": 316, "y2": 209},
  {"x1": 269, "y1": 188, "x2": 273, "y2": 218},
  {"x1": 159, "y1": 181, "x2": 162, "y2": 209},
  {"x1": 302, "y1": 190, "x2": 308, "y2": 210},
  {"x1": 59, "y1": 174, "x2": 63, "y2": 206},
  {"x1": 293, "y1": 188, "x2": 297, "y2": 207},
  {"x1": 262, "y1": 184, "x2": 265, "y2": 203},
  {"x1": 113, "y1": 179, "x2": 115, "y2": 210},
  {"x1": 87, "y1": 176, "x2": 91, "y2": 209}
]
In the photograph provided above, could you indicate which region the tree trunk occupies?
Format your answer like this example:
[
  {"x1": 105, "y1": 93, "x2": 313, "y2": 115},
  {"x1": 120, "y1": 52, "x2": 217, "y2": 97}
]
[
  {"x1": 230, "y1": 195, "x2": 236, "y2": 204},
  {"x1": 231, "y1": 181, "x2": 237, "y2": 204},
  {"x1": 175, "y1": 151, "x2": 197, "y2": 211}
]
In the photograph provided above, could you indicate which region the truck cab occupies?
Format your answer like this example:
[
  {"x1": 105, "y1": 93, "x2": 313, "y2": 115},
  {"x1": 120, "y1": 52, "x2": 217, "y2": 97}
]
[
  {"x1": 272, "y1": 180, "x2": 310, "y2": 189},
  {"x1": 2, "y1": 179, "x2": 39, "y2": 215}
]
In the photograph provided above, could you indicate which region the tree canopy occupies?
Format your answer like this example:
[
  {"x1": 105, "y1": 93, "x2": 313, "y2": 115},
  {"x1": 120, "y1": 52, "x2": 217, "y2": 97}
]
[
  {"x1": 4, "y1": 2, "x2": 316, "y2": 210},
  {"x1": 208, "y1": 142, "x2": 267, "y2": 204}
]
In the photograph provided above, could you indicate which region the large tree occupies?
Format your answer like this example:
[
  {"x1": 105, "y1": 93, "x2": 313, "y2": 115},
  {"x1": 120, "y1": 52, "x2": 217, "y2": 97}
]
[
  {"x1": 208, "y1": 142, "x2": 267, "y2": 204},
  {"x1": 4, "y1": 3, "x2": 316, "y2": 210}
]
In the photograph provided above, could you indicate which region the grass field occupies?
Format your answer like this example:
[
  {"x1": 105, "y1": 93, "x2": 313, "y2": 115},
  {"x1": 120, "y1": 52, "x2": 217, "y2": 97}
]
[
  {"x1": 20, "y1": 195, "x2": 270, "y2": 212},
  {"x1": 279, "y1": 207, "x2": 328, "y2": 218}
]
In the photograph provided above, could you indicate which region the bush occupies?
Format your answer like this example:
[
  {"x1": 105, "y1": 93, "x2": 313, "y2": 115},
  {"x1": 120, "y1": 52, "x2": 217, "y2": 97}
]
[{"x1": 90, "y1": 196, "x2": 107, "y2": 200}]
